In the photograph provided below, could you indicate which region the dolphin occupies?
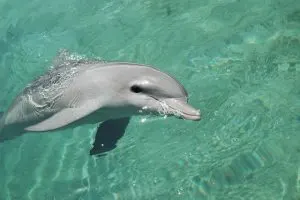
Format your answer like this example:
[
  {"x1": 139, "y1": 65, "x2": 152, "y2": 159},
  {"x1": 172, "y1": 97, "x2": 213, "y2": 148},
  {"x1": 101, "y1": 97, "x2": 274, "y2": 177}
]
[{"x1": 0, "y1": 49, "x2": 200, "y2": 156}]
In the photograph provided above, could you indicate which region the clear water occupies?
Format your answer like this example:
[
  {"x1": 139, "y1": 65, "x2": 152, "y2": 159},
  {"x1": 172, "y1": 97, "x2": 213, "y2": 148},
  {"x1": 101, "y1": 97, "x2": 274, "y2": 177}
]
[{"x1": 0, "y1": 0, "x2": 300, "y2": 199}]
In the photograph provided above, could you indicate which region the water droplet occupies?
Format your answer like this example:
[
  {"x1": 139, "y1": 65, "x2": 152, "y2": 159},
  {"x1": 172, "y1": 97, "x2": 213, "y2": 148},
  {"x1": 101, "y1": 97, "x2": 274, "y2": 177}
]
[{"x1": 231, "y1": 137, "x2": 239, "y2": 143}]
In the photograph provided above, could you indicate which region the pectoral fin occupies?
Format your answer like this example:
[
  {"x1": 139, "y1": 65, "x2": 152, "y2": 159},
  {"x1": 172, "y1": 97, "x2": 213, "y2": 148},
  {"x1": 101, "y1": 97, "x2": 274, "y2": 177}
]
[
  {"x1": 90, "y1": 117, "x2": 131, "y2": 156},
  {"x1": 25, "y1": 100, "x2": 104, "y2": 132}
]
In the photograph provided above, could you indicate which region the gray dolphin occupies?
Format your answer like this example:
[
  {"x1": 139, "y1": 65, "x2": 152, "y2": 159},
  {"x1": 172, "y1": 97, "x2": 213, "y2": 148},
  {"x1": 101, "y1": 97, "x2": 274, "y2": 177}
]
[{"x1": 0, "y1": 49, "x2": 200, "y2": 155}]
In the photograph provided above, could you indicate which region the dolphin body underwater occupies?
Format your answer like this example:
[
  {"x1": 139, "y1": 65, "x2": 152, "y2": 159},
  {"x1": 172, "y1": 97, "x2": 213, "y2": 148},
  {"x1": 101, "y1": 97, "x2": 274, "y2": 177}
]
[{"x1": 0, "y1": 50, "x2": 200, "y2": 156}]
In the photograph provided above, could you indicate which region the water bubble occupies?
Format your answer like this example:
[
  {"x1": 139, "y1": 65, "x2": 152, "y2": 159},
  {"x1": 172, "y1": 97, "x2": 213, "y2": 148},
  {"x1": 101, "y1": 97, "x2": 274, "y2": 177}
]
[
  {"x1": 177, "y1": 187, "x2": 184, "y2": 195},
  {"x1": 231, "y1": 137, "x2": 239, "y2": 143}
]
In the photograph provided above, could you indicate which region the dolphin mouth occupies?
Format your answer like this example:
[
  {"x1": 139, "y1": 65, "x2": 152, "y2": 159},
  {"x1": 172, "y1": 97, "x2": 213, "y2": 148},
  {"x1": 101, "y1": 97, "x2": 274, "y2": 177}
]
[{"x1": 158, "y1": 97, "x2": 201, "y2": 121}]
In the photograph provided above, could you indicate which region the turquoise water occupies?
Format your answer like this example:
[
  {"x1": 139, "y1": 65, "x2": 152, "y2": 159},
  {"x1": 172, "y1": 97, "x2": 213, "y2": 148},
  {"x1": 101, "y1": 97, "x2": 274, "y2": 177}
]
[{"x1": 0, "y1": 0, "x2": 300, "y2": 199}]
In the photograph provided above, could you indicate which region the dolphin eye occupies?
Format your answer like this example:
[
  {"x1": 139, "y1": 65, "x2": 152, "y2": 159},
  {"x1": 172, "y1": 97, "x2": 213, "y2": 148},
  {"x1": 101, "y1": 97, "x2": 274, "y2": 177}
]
[{"x1": 130, "y1": 85, "x2": 143, "y2": 93}]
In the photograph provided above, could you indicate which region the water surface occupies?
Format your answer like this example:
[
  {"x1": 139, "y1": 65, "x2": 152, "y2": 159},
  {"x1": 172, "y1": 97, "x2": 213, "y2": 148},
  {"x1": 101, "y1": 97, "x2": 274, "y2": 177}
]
[{"x1": 0, "y1": 0, "x2": 300, "y2": 199}]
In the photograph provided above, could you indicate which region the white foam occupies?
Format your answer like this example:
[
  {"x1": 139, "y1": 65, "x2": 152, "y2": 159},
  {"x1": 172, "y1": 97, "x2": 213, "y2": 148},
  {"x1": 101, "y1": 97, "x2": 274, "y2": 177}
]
[{"x1": 157, "y1": 100, "x2": 183, "y2": 118}]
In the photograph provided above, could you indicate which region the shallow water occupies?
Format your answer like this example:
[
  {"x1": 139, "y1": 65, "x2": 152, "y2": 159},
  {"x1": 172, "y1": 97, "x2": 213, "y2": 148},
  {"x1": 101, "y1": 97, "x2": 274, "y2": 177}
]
[{"x1": 1, "y1": 0, "x2": 300, "y2": 199}]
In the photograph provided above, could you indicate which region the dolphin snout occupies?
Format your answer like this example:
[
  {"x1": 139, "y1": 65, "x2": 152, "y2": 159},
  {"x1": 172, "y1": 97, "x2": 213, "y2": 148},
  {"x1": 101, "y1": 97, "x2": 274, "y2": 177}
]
[{"x1": 163, "y1": 98, "x2": 201, "y2": 121}]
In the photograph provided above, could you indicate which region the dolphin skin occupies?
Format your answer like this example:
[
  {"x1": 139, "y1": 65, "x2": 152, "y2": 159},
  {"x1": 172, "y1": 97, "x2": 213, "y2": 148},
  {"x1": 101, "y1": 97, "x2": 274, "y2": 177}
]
[{"x1": 0, "y1": 49, "x2": 200, "y2": 155}]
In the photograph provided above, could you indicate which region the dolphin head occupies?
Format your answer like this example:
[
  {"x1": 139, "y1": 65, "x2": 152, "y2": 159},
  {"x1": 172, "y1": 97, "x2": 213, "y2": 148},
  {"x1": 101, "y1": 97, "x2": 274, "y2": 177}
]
[{"x1": 106, "y1": 63, "x2": 201, "y2": 121}]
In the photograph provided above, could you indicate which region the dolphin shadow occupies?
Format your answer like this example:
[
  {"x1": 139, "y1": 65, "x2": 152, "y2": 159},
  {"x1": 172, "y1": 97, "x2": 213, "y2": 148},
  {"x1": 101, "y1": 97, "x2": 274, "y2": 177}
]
[{"x1": 89, "y1": 117, "x2": 131, "y2": 157}]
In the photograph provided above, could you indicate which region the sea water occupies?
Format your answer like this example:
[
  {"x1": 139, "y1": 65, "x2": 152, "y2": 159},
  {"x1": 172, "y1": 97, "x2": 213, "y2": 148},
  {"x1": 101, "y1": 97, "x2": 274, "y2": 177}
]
[{"x1": 0, "y1": 0, "x2": 300, "y2": 199}]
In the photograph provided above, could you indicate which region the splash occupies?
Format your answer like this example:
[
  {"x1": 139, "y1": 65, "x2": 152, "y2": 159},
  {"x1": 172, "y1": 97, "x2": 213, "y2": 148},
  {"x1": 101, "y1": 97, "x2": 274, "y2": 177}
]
[
  {"x1": 157, "y1": 100, "x2": 184, "y2": 119},
  {"x1": 23, "y1": 50, "x2": 106, "y2": 105},
  {"x1": 139, "y1": 100, "x2": 186, "y2": 119}
]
